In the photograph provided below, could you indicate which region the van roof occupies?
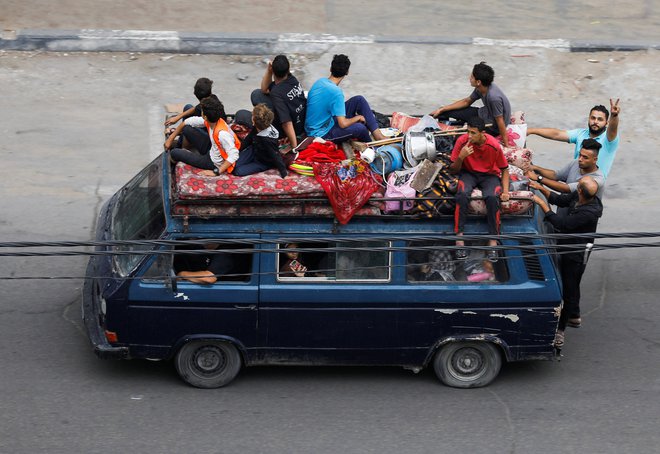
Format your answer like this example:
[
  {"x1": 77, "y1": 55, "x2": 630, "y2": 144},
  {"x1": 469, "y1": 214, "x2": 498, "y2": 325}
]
[{"x1": 162, "y1": 154, "x2": 541, "y2": 235}]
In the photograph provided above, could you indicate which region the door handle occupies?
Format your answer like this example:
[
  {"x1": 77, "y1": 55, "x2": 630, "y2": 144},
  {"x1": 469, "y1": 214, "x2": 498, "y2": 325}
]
[{"x1": 234, "y1": 304, "x2": 257, "y2": 310}]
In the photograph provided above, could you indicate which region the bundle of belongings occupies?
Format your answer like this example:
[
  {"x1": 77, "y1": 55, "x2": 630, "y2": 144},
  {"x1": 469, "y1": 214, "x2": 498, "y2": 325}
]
[
  {"x1": 408, "y1": 243, "x2": 496, "y2": 283},
  {"x1": 384, "y1": 112, "x2": 534, "y2": 218},
  {"x1": 172, "y1": 108, "x2": 534, "y2": 223},
  {"x1": 289, "y1": 138, "x2": 384, "y2": 224}
]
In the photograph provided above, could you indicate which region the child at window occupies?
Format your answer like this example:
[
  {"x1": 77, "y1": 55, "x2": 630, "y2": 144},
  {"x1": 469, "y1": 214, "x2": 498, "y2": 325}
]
[{"x1": 280, "y1": 243, "x2": 307, "y2": 277}]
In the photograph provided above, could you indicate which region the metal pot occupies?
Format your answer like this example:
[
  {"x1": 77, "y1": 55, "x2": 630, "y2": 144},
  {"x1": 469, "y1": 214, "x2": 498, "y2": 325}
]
[{"x1": 403, "y1": 131, "x2": 438, "y2": 167}]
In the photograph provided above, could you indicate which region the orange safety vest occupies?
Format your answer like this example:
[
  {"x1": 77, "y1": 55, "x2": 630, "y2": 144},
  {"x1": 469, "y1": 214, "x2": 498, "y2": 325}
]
[{"x1": 205, "y1": 118, "x2": 242, "y2": 174}]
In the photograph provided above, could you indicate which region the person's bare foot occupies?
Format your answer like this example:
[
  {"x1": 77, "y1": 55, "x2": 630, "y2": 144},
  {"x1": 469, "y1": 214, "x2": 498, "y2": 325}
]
[{"x1": 371, "y1": 129, "x2": 387, "y2": 141}]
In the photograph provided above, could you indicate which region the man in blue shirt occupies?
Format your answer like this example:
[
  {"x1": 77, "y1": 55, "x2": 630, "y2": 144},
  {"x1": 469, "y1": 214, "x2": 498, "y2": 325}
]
[
  {"x1": 527, "y1": 99, "x2": 620, "y2": 178},
  {"x1": 305, "y1": 54, "x2": 386, "y2": 143}
]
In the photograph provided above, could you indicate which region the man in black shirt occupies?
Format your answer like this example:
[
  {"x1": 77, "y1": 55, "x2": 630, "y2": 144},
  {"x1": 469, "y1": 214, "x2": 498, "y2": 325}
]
[
  {"x1": 530, "y1": 176, "x2": 603, "y2": 348},
  {"x1": 165, "y1": 77, "x2": 215, "y2": 127},
  {"x1": 251, "y1": 55, "x2": 307, "y2": 148},
  {"x1": 174, "y1": 243, "x2": 233, "y2": 284}
]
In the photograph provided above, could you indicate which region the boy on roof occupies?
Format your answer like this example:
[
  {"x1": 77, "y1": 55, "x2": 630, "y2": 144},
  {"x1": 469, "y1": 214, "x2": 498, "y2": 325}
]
[
  {"x1": 449, "y1": 117, "x2": 510, "y2": 262},
  {"x1": 305, "y1": 54, "x2": 386, "y2": 143},
  {"x1": 251, "y1": 55, "x2": 307, "y2": 149}
]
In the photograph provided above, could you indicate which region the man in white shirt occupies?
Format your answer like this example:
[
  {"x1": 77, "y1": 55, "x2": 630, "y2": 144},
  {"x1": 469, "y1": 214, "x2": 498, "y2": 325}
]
[{"x1": 165, "y1": 96, "x2": 240, "y2": 176}]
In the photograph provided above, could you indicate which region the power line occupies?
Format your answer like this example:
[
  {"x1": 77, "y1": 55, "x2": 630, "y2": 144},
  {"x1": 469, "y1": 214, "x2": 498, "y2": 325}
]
[
  {"x1": 1, "y1": 231, "x2": 660, "y2": 250},
  {"x1": 0, "y1": 244, "x2": 654, "y2": 281}
]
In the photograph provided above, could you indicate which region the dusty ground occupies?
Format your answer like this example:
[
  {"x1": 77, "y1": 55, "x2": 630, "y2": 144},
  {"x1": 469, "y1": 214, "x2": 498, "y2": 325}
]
[
  {"x1": 0, "y1": 44, "x2": 656, "y2": 237},
  {"x1": 1, "y1": 42, "x2": 659, "y2": 454}
]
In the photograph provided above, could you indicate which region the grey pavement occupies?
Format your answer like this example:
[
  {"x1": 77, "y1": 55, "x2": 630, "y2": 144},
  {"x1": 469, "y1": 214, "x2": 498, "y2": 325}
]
[
  {"x1": 1, "y1": 2, "x2": 660, "y2": 453},
  {"x1": 2, "y1": 0, "x2": 660, "y2": 53},
  {"x1": 1, "y1": 42, "x2": 660, "y2": 453}
]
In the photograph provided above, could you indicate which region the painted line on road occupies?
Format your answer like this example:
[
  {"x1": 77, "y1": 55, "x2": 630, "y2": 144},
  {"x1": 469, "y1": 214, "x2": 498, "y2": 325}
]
[
  {"x1": 79, "y1": 29, "x2": 180, "y2": 41},
  {"x1": 278, "y1": 33, "x2": 375, "y2": 44},
  {"x1": 473, "y1": 37, "x2": 571, "y2": 50}
]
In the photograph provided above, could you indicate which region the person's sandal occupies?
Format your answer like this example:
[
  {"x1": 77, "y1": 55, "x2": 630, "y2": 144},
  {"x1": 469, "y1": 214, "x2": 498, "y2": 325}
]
[
  {"x1": 487, "y1": 249, "x2": 499, "y2": 263},
  {"x1": 567, "y1": 317, "x2": 581, "y2": 328}
]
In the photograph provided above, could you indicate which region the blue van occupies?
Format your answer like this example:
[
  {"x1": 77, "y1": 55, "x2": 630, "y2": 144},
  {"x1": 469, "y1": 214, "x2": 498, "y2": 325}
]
[{"x1": 83, "y1": 153, "x2": 562, "y2": 389}]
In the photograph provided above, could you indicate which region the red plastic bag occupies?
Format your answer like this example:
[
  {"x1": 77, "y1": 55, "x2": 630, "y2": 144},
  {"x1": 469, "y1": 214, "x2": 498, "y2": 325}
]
[
  {"x1": 296, "y1": 141, "x2": 345, "y2": 163},
  {"x1": 312, "y1": 161, "x2": 383, "y2": 224}
]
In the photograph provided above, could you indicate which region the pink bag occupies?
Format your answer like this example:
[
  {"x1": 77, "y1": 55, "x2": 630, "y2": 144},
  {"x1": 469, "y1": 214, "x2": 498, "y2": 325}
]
[{"x1": 384, "y1": 172, "x2": 416, "y2": 213}]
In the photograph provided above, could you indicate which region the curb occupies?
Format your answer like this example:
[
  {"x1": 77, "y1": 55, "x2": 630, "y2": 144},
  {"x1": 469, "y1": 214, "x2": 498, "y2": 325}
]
[{"x1": 0, "y1": 29, "x2": 657, "y2": 54}]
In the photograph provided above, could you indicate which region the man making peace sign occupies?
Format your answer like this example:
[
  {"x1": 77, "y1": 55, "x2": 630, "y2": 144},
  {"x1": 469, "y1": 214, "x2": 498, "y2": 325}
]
[{"x1": 527, "y1": 99, "x2": 621, "y2": 178}]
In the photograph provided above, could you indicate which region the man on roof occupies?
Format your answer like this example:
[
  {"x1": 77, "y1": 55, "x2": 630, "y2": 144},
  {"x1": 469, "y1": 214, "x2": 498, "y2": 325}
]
[
  {"x1": 527, "y1": 99, "x2": 620, "y2": 178},
  {"x1": 165, "y1": 97, "x2": 288, "y2": 178},
  {"x1": 165, "y1": 77, "x2": 220, "y2": 128},
  {"x1": 431, "y1": 62, "x2": 512, "y2": 147},
  {"x1": 305, "y1": 54, "x2": 386, "y2": 143},
  {"x1": 165, "y1": 96, "x2": 240, "y2": 176},
  {"x1": 251, "y1": 55, "x2": 307, "y2": 149},
  {"x1": 449, "y1": 116, "x2": 510, "y2": 263}
]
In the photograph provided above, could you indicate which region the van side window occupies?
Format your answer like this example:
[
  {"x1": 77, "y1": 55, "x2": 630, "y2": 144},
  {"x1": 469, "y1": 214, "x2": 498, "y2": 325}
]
[
  {"x1": 407, "y1": 240, "x2": 508, "y2": 283},
  {"x1": 141, "y1": 252, "x2": 172, "y2": 282},
  {"x1": 173, "y1": 242, "x2": 253, "y2": 284},
  {"x1": 337, "y1": 241, "x2": 389, "y2": 280},
  {"x1": 277, "y1": 241, "x2": 390, "y2": 282}
]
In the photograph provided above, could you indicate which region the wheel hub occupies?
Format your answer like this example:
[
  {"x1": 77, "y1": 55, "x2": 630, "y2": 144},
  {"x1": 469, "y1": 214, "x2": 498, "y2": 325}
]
[
  {"x1": 192, "y1": 346, "x2": 226, "y2": 374},
  {"x1": 452, "y1": 347, "x2": 485, "y2": 377}
]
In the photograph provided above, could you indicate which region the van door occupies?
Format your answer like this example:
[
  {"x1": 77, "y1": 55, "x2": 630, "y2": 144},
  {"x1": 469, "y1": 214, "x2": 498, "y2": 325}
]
[
  {"x1": 125, "y1": 238, "x2": 259, "y2": 357},
  {"x1": 258, "y1": 240, "x2": 407, "y2": 364}
]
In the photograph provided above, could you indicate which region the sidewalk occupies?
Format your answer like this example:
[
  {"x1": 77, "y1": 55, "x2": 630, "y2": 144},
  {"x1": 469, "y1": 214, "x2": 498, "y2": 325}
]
[
  {"x1": 1, "y1": 29, "x2": 657, "y2": 54},
  {"x1": 1, "y1": 0, "x2": 659, "y2": 54}
]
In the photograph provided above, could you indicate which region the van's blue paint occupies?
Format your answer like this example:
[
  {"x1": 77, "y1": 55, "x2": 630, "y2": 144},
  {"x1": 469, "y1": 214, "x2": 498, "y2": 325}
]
[{"x1": 83, "y1": 153, "x2": 562, "y2": 374}]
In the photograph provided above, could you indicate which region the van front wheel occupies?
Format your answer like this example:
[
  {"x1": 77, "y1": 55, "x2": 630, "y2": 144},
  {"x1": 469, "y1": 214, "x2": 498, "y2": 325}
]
[
  {"x1": 175, "y1": 340, "x2": 242, "y2": 388},
  {"x1": 433, "y1": 342, "x2": 501, "y2": 388}
]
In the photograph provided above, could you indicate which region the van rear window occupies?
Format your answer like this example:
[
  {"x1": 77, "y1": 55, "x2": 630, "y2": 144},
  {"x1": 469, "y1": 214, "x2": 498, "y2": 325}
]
[
  {"x1": 407, "y1": 240, "x2": 508, "y2": 283},
  {"x1": 277, "y1": 241, "x2": 390, "y2": 282}
]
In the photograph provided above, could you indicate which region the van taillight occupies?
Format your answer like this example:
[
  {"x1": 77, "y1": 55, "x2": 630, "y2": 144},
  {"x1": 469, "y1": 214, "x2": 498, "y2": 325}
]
[{"x1": 105, "y1": 330, "x2": 118, "y2": 343}]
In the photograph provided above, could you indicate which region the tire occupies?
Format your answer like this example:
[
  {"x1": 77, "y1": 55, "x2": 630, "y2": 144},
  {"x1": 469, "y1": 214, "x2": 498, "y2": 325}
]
[
  {"x1": 175, "y1": 340, "x2": 242, "y2": 389},
  {"x1": 433, "y1": 342, "x2": 502, "y2": 388}
]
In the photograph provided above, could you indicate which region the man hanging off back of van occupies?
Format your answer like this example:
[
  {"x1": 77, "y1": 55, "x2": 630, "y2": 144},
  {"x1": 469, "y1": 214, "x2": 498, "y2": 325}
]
[{"x1": 449, "y1": 117, "x2": 510, "y2": 262}]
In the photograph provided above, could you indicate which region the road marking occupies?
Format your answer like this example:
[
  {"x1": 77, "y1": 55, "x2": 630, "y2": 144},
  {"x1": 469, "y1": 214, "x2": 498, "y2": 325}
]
[
  {"x1": 79, "y1": 29, "x2": 180, "y2": 41},
  {"x1": 473, "y1": 37, "x2": 570, "y2": 50},
  {"x1": 278, "y1": 33, "x2": 375, "y2": 44}
]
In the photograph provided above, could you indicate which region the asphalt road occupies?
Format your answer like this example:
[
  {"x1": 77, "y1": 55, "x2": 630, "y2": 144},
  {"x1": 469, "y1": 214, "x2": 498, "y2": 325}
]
[
  {"x1": 2, "y1": 0, "x2": 660, "y2": 44},
  {"x1": 1, "y1": 40, "x2": 659, "y2": 453}
]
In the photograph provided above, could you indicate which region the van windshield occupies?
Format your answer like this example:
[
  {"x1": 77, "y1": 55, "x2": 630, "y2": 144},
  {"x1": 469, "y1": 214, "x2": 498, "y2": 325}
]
[{"x1": 111, "y1": 157, "x2": 166, "y2": 276}]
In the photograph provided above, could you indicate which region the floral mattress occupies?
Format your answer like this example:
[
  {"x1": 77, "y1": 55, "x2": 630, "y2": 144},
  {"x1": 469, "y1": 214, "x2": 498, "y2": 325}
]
[{"x1": 172, "y1": 163, "x2": 384, "y2": 217}]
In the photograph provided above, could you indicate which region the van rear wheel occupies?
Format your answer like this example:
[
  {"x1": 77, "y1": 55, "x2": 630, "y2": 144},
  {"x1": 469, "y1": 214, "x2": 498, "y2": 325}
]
[
  {"x1": 175, "y1": 340, "x2": 241, "y2": 388},
  {"x1": 433, "y1": 342, "x2": 501, "y2": 388}
]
